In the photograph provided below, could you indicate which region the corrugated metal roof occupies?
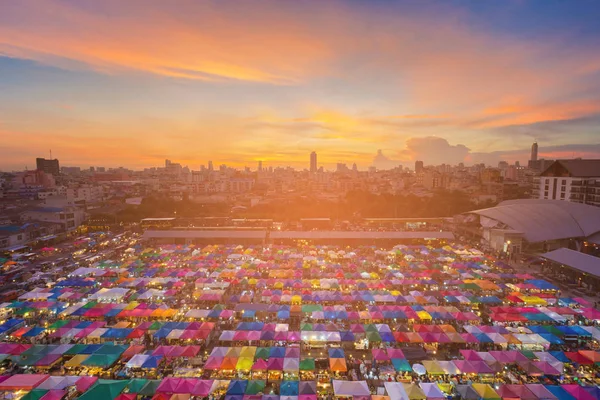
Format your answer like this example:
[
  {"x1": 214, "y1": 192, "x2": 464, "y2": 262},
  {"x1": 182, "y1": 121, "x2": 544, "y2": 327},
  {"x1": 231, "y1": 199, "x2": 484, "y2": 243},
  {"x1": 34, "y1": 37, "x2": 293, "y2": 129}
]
[
  {"x1": 468, "y1": 199, "x2": 600, "y2": 243},
  {"x1": 541, "y1": 248, "x2": 600, "y2": 278}
]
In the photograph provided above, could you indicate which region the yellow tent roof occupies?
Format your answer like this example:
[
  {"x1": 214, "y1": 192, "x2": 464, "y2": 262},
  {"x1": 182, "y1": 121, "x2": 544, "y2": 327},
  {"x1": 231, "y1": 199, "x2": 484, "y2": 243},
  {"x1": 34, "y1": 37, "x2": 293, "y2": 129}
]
[
  {"x1": 235, "y1": 357, "x2": 254, "y2": 371},
  {"x1": 422, "y1": 360, "x2": 445, "y2": 375},
  {"x1": 417, "y1": 311, "x2": 432, "y2": 320},
  {"x1": 402, "y1": 383, "x2": 426, "y2": 400},
  {"x1": 240, "y1": 346, "x2": 257, "y2": 357},
  {"x1": 64, "y1": 354, "x2": 89, "y2": 367},
  {"x1": 472, "y1": 384, "x2": 500, "y2": 400}
]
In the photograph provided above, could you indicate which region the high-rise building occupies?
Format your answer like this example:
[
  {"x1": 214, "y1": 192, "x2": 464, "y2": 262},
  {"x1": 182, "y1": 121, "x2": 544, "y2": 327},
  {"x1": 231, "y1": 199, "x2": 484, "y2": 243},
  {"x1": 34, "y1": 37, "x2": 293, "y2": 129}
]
[
  {"x1": 208, "y1": 161, "x2": 214, "y2": 171},
  {"x1": 352, "y1": 163, "x2": 358, "y2": 171},
  {"x1": 258, "y1": 161, "x2": 263, "y2": 172},
  {"x1": 36, "y1": 158, "x2": 60, "y2": 176},
  {"x1": 310, "y1": 151, "x2": 317, "y2": 173},
  {"x1": 531, "y1": 142, "x2": 538, "y2": 162},
  {"x1": 415, "y1": 160, "x2": 424, "y2": 174},
  {"x1": 537, "y1": 159, "x2": 600, "y2": 206}
]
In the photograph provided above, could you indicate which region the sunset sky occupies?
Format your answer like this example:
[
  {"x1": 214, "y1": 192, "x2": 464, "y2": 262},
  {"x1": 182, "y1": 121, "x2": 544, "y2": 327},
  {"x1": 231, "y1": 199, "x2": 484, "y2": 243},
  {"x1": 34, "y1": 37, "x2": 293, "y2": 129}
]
[{"x1": 1, "y1": 0, "x2": 600, "y2": 170}]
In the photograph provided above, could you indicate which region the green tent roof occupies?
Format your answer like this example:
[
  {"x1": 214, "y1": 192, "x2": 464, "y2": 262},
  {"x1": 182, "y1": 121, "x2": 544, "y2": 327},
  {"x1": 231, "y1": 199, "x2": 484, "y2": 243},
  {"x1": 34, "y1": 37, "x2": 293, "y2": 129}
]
[
  {"x1": 301, "y1": 305, "x2": 322, "y2": 313},
  {"x1": 245, "y1": 380, "x2": 266, "y2": 395},
  {"x1": 299, "y1": 358, "x2": 315, "y2": 371},
  {"x1": 64, "y1": 344, "x2": 88, "y2": 355},
  {"x1": 126, "y1": 378, "x2": 148, "y2": 393},
  {"x1": 139, "y1": 380, "x2": 161, "y2": 396},
  {"x1": 255, "y1": 347, "x2": 270, "y2": 359},
  {"x1": 95, "y1": 344, "x2": 127, "y2": 356},
  {"x1": 21, "y1": 389, "x2": 48, "y2": 400},
  {"x1": 48, "y1": 320, "x2": 70, "y2": 330},
  {"x1": 82, "y1": 353, "x2": 120, "y2": 368},
  {"x1": 366, "y1": 331, "x2": 382, "y2": 342},
  {"x1": 148, "y1": 321, "x2": 163, "y2": 330},
  {"x1": 79, "y1": 380, "x2": 129, "y2": 400}
]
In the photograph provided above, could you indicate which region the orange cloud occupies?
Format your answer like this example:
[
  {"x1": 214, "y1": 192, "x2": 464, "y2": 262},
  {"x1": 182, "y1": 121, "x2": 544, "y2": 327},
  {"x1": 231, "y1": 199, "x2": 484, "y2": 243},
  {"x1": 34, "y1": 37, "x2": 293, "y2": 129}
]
[{"x1": 1, "y1": 0, "x2": 600, "y2": 170}]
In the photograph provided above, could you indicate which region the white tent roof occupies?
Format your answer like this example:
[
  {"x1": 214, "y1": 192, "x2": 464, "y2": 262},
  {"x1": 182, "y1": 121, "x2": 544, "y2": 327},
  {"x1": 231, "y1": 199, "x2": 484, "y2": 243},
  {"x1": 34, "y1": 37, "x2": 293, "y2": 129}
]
[
  {"x1": 333, "y1": 380, "x2": 370, "y2": 397},
  {"x1": 384, "y1": 382, "x2": 409, "y2": 400}
]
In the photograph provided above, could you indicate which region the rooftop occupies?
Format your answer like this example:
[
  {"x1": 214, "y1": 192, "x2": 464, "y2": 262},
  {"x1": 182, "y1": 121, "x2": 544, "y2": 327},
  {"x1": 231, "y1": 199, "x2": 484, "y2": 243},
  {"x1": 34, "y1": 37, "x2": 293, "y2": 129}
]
[
  {"x1": 541, "y1": 248, "x2": 600, "y2": 278},
  {"x1": 467, "y1": 199, "x2": 600, "y2": 243}
]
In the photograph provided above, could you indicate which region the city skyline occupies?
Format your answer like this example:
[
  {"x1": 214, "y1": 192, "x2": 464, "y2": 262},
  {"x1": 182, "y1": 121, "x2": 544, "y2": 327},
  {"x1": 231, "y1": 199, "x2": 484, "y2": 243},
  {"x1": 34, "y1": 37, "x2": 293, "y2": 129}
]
[{"x1": 1, "y1": 1, "x2": 600, "y2": 170}]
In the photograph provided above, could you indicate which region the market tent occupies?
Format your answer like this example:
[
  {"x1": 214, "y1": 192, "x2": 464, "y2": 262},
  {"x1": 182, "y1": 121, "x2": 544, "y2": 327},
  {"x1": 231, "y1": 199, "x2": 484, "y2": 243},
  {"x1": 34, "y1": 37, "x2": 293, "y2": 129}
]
[
  {"x1": 78, "y1": 380, "x2": 129, "y2": 400},
  {"x1": 37, "y1": 376, "x2": 80, "y2": 390},
  {"x1": 75, "y1": 377, "x2": 98, "y2": 393},
  {"x1": 329, "y1": 358, "x2": 347, "y2": 372},
  {"x1": 503, "y1": 385, "x2": 538, "y2": 400},
  {"x1": 0, "y1": 374, "x2": 49, "y2": 390},
  {"x1": 333, "y1": 381, "x2": 370, "y2": 397},
  {"x1": 384, "y1": 382, "x2": 409, "y2": 400},
  {"x1": 560, "y1": 385, "x2": 596, "y2": 400},
  {"x1": 299, "y1": 358, "x2": 315, "y2": 371},
  {"x1": 245, "y1": 380, "x2": 266, "y2": 395},
  {"x1": 140, "y1": 380, "x2": 162, "y2": 396},
  {"x1": 126, "y1": 379, "x2": 149, "y2": 394},
  {"x1": 455, "y1": 385, "x2": 480, "y2": 400},
  {"x1": 298, "y1": 381, "x2": 317, "y2": 395},
  {"x1": 471, "y1": 384, "x2": 500, "y2": 400},
  {"x1": 280, "y1": 381, "x2": 299, "y2": 396},
  {"x1": 191, "y1": 380, "x2": 216, "y2": 397}
]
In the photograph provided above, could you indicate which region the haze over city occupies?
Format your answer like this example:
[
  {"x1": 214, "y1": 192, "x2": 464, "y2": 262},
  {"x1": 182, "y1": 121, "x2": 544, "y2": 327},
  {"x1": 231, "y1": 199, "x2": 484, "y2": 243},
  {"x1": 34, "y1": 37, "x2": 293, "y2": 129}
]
[{"x1": 1, "y1": 0, "x2": 600, "y2": 171}]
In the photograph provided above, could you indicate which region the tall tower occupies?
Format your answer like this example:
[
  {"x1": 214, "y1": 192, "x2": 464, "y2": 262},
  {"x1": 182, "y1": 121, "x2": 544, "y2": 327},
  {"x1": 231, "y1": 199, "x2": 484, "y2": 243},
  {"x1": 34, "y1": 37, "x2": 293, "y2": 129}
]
[
  {"x1": 310, "y1": 151, "x2": 317, "y2": 173},
  {"x1": 258, "y1": 160, "x2": 263, "y2": 172},
  {"x1": 531, "y1": 142, "x2": 538, "y2": 162}
]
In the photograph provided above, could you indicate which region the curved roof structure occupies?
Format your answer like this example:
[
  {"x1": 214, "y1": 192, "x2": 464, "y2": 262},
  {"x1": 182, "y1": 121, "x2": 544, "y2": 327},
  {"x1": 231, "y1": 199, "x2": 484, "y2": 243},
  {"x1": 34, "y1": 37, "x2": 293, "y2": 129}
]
[{"x1": 467, "y1": 199, "x2": 600, "y2": 243}]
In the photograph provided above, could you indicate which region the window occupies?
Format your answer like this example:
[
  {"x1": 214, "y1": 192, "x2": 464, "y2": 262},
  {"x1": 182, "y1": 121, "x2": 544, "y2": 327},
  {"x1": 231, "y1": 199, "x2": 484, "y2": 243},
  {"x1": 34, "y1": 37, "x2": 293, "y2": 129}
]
[
  {"x1": 545, "y1": 178, "x2": 550, "y2": 184},
  {"x1": 60, "y1": 214, "x2": 65, "y2": 220},
  {"x1": 544, "y1": 191, "x2": 548, "y2": 197},
  {"x1": 17, "y1": 234, "x2": 22, "y2": 240},
  {"x1": 544, "y1": 185, "x2": 549, "y2": 190},
  {"x1": 561, "y1": 186, "x2": 566, "y2": 192},
  {"x1": 562, "y1": 179, "x2": 567, "y2": 185},
  {"x1": 560, "y1": 193, "x2": 565, "y2": 199}
]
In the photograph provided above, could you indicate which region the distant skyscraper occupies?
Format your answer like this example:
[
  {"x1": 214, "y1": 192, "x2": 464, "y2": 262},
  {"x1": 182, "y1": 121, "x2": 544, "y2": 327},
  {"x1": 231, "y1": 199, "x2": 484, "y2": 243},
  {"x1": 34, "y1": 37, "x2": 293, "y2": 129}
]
[
  {"x1": 208, "y1": 161, "x2": 214, "y2": 171},
  {"x1": 258, "y1": 161, "x2": 263, "y2": 172},
  {"x1": 531, "y1": 142, "x2": 538, "y2": 162},
  {"x1": 352, "y1": 163, "x2": 358, "y2": 171},
  {"x1": 36, "y1": 157, "x2": 60, "y2": 175},
  {"x1": 415, "y1": 160, "x2": 424, "y2": 174},
  {"x1": 310, "y1": 151, "x2": 317, "y2": 173}
]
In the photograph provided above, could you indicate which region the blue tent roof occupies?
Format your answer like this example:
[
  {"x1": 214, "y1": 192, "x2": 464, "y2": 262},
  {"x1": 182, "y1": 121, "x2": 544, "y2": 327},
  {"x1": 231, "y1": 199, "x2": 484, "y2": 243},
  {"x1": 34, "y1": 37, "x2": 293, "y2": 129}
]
[
  {"x1": 280, "y1": 381, "x2": 299, "y2": 396},
  {"x1": 227, "y1": 380, "x2": 248, "y2": 395}
]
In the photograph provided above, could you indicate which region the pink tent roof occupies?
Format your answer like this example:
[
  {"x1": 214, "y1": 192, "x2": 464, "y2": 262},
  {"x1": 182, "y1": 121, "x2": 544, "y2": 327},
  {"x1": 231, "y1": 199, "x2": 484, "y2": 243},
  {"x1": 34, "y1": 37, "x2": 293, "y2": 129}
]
[
  {"x1": 0, "y1": 374, "x2": 49, "y2": 390},
  {"x1": 372, "y1": 349, "x2": 390, "y2": 361},
  {"x1": 75, "y1": 376, "x2": 98, "y2": 392},
  {"x1": 40, "y1": 390, "x2": 66, "y2": 400},
  {"x1": 174, "y1": 379, "x2": 198, "y2": 394},
  {"x1": 252, "y1": 359, "x2": 269, "y2": 370},
  {"x1": 267, "y1": 358, "x2": 284, "y2": 370},
  {"x1": 191, "y1": 380, "x2": 215, "y2": 396},
  {"x1": 204, "y1": 357, "x2": 223, "y2": 370},
  {"x1": 157, "y1": 378, "x2": 181, "y2": 394}
]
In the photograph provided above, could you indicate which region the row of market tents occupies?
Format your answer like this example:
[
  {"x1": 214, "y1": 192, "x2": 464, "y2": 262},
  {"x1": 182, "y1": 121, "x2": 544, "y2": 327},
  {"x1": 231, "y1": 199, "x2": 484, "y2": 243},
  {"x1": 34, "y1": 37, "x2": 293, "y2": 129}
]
[{"x1": 0, "y1": 375, "x2": 598, "y2": 400}]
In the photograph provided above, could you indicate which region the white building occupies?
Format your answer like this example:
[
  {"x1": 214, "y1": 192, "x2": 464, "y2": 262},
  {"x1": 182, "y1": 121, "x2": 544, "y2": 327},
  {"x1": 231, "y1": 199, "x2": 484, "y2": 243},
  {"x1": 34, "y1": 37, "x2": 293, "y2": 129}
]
[
  {"x1": 21, "y1": 197, "x2": 86, "y2": 232},
  {"x1": 66, "y1": 185, "x2": 104, "y2": 204},
  {"x1": 537, "y1": 160, "x2": 600, "y2": 207}
]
